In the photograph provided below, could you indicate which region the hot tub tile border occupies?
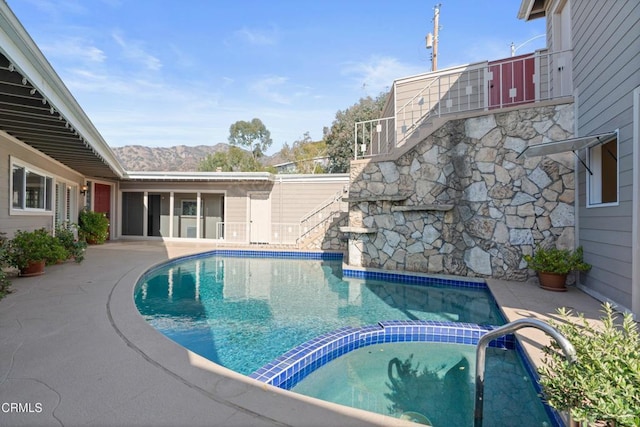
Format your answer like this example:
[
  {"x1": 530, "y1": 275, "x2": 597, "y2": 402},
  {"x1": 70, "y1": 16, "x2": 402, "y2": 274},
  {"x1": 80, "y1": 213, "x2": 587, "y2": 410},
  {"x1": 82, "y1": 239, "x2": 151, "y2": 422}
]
[{"x1": 248, "y1": 321, "x2": 514, "y2": 389}]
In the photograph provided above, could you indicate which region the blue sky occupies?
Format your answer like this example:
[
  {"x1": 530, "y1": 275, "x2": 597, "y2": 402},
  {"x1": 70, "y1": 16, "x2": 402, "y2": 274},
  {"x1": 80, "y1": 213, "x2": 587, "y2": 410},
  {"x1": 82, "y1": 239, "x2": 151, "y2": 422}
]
[{"x1": 9, "y1": 0, "x2": 546, "y2": 154}]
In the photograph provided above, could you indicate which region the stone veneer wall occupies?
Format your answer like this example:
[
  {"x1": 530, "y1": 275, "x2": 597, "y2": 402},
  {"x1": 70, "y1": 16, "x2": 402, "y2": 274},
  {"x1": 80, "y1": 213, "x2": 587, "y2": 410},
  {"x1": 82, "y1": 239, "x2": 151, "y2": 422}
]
[
  {"x1": 299, "y1": 213, "x2": 348, "y2": 252},
  {"x1": 347, "y1": 103, "x2": 575, "y2": 281}
]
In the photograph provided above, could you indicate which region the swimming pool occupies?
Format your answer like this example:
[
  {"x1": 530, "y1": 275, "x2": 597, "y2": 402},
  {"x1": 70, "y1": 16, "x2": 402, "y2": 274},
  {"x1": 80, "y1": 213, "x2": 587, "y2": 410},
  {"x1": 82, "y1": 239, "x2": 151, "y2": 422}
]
[
  {"x1": 135, "y1": 251, "x2": 503, "y2": 375},
  {"x1": 134, "y1": 251, "x2": 557, "y2": 426}
]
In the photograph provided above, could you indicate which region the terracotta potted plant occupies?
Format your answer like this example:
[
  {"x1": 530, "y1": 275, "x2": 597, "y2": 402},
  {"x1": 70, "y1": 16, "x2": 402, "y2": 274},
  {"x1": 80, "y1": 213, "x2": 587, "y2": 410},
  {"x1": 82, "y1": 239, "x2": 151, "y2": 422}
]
[
  {"x1": 538, "y1": 303, "x2": 640, "y2": 426},
  {"x1": 523, "y1": 246, "x2": 591, "y2": 291},
  {"x1": 78, "y1": 209, "x2": 109, "y2": 244},
  {"x1": 7, "y1": 228, "x2": 66, "y2": 276}
]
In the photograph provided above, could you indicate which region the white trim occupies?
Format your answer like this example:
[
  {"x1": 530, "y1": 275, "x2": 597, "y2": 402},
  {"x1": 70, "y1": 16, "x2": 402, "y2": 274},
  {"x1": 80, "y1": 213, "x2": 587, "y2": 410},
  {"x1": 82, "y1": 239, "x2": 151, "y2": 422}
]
[
  {"x1": 274, "y1": 174, "x2": 350, "y2": 183},
  {"x1": 169, "y1": 193, "x2": 175, "y2": 238},
  {"x1": 0, "y1": 3, "x2": 124, "y2": 178},
  {"x1": 517, "y1": 0, "x2": 535, "y2": 20},
  {"x1": 632, "y1": 86, "x2": 640, "y2": 317},
  {"x1": 89, "y1": 180, "x2": 116, "y2": 240},
  {"x1": 119, "y1": 190, "x2": 226, "y2": 240},
  {"x1": 518, "y1": 131, "x2": 616, "y2": 158},
  {"x1": 392, "y1": 61, "x2": 487, "y2": 85},
  {"x1": 576, "y1": 283, "x2": 633, "y2": 317},
  {"x1": 586, "y1": 130, "x2": 619, "y2": 208},
  {"x1": 142, "y1": 192, "x2": 149, "y2": 238},
  {"x1": 9, "y1": 156, "x2": 55, "y2": 216},
  {"x1": 124, "y1": 171, "x2": 273, "y2": 181},
  {"x1": 121, "y1": 172, "x2": 350, "y2": 183},
  {"x1": 248, "y1": 191, "x2": 271, "y2": 244}
]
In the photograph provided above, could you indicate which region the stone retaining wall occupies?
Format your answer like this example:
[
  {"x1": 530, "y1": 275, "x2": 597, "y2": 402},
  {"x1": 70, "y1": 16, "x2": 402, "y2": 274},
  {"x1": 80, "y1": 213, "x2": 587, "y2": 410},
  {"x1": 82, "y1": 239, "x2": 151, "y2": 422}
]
[{"x1": 347, "y1": 103, "x2": 575, "y2": 281}]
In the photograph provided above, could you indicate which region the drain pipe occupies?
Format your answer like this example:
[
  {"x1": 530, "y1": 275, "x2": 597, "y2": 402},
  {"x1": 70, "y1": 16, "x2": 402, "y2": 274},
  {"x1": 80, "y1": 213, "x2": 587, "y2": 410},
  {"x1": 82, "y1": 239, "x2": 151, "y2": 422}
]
[{"x1": 474, "y1": 318, "x2": 577, "y2": 427}]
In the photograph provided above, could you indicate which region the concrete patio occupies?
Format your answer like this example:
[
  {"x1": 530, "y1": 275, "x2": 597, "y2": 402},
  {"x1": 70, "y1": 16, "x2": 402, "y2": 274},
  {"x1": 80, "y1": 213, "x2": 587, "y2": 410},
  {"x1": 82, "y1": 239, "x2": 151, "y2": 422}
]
[{"x1": 0, "y1": 241, "x2": 605, "y2": 426}]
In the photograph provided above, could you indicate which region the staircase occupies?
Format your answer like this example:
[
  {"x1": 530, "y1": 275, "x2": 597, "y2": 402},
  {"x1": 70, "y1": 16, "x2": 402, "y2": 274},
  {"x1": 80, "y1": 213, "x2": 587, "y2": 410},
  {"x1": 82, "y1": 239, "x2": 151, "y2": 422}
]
[
  {"x1": 355, "y1": 49, "x2": 573, "y2": 160},
  {"x1": 296, "y1": 188, "x2": 348, "y2": 250}
]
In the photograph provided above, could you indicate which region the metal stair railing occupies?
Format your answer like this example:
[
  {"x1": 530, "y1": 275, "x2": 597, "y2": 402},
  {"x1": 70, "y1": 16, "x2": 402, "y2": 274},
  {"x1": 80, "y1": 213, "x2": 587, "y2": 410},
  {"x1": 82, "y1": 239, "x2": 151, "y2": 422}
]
[
  {"x1": 297, "y1": 188, "x2": 346, "y2": 244},
  {"x1": 355, "y1": 49, "x2": 574, "y2": 159},
  {"x1": 474, "y1": 318, "x2": 577, "y2": 427}
]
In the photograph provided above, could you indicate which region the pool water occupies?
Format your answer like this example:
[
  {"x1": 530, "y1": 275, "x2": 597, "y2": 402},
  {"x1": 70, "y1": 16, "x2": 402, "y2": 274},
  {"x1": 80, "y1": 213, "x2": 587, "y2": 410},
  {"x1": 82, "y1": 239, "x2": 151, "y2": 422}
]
[
  {"x1": 135, "y1": 254, "x2": 502, "y2": 375},
  {"x1": 292, "y1": 342, "x2": 552, "y2": 427}
]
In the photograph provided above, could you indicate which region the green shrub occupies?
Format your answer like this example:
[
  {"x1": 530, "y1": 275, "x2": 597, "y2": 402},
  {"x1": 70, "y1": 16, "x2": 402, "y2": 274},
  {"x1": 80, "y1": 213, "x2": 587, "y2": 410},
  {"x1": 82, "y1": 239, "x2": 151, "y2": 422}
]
[
  {"x1": 7, "y1": 228, "x2": 66, "y2": 269},
  {"x1": 0, "y1": 232, "x2": 11, "y2": 298},
  {"x1": 55, "y1": 224, "x2": 86, "y2": 263},
  {"x1": 78, "y1": 209, "x2": 109, "y2": 244},
  {"x1": 523, "y1": 246, "x2": 591, "y2": 274},
  {"x1": 538, "y1": 303, "x2": 640, "y2": 426}
]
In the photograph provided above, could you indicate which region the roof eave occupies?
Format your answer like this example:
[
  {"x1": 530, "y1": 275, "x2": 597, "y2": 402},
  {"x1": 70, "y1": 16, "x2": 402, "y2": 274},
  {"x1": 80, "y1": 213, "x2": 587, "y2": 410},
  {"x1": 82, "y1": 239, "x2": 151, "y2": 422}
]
[
  {"x1": 122, "y1": 171, "x2": 276, "y2": 182},
  {"x1": 0, "y1": 2, "x2": 125, "y2": 179}
]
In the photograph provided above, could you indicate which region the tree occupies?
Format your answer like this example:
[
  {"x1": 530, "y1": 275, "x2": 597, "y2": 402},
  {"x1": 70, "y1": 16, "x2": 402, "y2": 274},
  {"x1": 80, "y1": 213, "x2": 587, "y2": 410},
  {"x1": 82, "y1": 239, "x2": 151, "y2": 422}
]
[
  {"x1": 198, "y1": 146, "x2": 263, "y2": 172},
  {"x1": 324, "y1": 92, "x2": 388, "y2": 173},
  {"x1": 281, "y1": 132, "x2": 327, "y2": 174},
  {"x1": 228, "y1": 118, "x2": 273, "y2": 160}
]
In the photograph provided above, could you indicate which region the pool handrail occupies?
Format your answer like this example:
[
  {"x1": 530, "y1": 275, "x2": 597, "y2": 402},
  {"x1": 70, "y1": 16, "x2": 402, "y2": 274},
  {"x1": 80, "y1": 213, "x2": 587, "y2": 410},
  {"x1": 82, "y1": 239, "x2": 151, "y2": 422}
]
[{"x1": 474, "y1": 318, "x2": 577, "y2": 427}]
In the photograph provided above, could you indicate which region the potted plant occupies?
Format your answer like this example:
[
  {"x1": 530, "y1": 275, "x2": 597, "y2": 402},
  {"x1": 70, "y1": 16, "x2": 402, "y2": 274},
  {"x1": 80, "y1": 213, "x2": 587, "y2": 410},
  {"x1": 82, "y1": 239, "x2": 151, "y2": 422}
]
[
  {"x1": 78, "y1": 209, "x2": 109, "y2": 244},
  {"x1": 55, "y1": 224, "x2": 87, "y2": 263},
  {"x1": 7, "y1": 228, "x2": 65, "y2": 276},
  {"x1": 538, "y1": 303, "x2": 640, "y2": 426},
  {"x1": 523, "y1": 246, "x2": 591, "y2": 291}
]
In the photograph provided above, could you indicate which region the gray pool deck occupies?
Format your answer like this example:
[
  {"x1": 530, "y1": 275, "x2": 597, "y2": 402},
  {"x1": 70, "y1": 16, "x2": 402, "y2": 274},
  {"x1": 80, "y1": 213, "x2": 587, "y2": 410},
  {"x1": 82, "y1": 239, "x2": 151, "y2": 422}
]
[{"x1": 0, "y1": 241, "x2": 605, "y2": 427}]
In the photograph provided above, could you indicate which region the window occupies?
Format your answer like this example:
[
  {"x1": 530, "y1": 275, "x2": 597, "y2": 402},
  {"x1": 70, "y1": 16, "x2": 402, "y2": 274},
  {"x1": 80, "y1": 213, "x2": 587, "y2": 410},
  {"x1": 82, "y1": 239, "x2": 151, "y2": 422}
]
[
  {"x1": 181, "y1": 200, "x2": 197, "y2": 216},
  {"x1": 54, "y1": 182, "x2": 77, "y2": 226},
  {"x1": 587, "y1": 135, "x2": 618, "y2": 206},
  {"x1": 11, "y1": 161, "x2": 53, "y2": 212}
]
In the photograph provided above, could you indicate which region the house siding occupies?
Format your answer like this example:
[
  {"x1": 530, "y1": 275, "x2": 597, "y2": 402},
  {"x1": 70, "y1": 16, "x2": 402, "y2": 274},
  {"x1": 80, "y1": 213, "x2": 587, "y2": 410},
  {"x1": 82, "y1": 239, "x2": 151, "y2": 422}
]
[
  {"x1": 0, "y1": 132, "x2": 85, "y2": 237},
  {"x1": 270, "y1": 178, "x2": 347, "y2": 225},
  {"x1": 571, "y1": 0, "x2": 640, "y2": 312},
  {"x1": 118, "y1": 181, "x2": 274, "y2": 227},
  {"x1": 117, "y1": 176, "x2": 349, "y2": 240},
  {"x1": 393, "y1": 64, "x2": 486, "y2": 143}
]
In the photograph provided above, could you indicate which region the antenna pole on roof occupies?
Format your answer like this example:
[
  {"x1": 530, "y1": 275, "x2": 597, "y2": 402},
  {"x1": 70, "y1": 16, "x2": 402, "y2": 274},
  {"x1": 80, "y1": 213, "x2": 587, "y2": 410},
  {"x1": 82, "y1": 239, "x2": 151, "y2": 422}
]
[{"x1": 425, "y1": 4, "x2": 441, "y2": 71}]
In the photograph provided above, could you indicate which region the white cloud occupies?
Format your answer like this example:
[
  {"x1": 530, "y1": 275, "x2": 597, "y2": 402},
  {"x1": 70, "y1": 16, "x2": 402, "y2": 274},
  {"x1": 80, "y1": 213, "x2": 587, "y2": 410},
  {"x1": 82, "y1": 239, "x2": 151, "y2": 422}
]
[
  {"x1": 41, "y1": 37, "x2": 106, "y2": 63},
  {"x1": 342, "y1": 56, "x2": 424, "y2": 96},
  {"x1": 23, "y1": 0, "x2": 88, "y2": 16},
  {"x1": 111, "y1": 31, "x2": 162, "y2": 71},
  {"x1": 234, "y1": 26, "x2": 279, "y2": 46},
  {"x1": 249, "y1": 76, "x2": 291, "y2": 105}
]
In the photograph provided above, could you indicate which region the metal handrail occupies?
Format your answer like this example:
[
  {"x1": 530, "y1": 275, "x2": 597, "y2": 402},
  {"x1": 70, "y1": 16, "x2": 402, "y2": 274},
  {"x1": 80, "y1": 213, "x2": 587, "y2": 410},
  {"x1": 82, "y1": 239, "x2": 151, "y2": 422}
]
[
  {"x1": 397, "y1": 77, "x2": 439, "y2": 124},
  {"x1": 297, "y1": 190, "x2": 346, "y2": 244},
  {"x1": 354, "y1": 49, "x2": 574, "y2": 159},
  {"x1": 298, "y1": 189, "x2": 344, "y2": 225},
  {"x1": 474, "y1": 318, "x2": 577, "y2": 427}
]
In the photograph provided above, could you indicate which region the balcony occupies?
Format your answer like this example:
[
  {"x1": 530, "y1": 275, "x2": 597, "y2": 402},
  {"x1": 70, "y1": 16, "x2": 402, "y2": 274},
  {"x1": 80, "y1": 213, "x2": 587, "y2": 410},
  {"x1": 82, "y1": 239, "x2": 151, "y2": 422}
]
[{"x1": 354, "y1": 49, "x2": 573, "y2": 159}]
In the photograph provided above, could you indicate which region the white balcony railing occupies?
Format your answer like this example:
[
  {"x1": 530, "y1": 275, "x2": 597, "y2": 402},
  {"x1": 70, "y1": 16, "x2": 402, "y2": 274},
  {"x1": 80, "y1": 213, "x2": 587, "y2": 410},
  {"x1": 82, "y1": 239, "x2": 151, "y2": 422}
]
[
  {"x1": 215, "y1": 222, "x2": 303, "y2": 245},
  {"x1": 215, "y1": 189, "x2": 346, "y2": 246},
  {"x1": 216, "y1": 222, "x2": 247, "y2": 243},
  {"x1": 355, "y1": 49, "x2": 573, "y2": 159},
  {"x1": 298, "y1": 189, "x2": 346, "y2": 243}
]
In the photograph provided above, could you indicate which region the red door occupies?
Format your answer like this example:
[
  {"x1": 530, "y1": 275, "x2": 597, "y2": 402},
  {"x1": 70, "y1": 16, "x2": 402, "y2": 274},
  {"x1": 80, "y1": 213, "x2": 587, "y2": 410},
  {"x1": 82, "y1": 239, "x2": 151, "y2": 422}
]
[
  {"x1": 94, "y1": 183, "x2": 111, "y2": 240},
  {"x1": 488, "y1": 53, "x2": 535, "y2": 109}
]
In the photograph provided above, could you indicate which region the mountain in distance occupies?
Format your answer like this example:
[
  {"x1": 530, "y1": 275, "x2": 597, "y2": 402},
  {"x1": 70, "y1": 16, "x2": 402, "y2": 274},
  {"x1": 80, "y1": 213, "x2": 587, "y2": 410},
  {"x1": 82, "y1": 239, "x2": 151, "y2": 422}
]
[
  {"x1": 112, "y1": 144, "x2": 226, "y2": 171},
  {"x1": 112, "y1": 143, "x2": 282, "y2": 172}
]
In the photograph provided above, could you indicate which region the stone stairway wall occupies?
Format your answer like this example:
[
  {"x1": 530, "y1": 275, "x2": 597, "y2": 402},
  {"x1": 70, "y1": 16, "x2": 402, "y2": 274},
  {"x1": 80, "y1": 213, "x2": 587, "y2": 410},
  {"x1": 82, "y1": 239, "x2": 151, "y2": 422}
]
[
  {"x1": 298, "y1": 212, "x2": 348, "y2": 252},
  {"x1": 347, "y1": 101, "x2": 575, "y2": 281}
]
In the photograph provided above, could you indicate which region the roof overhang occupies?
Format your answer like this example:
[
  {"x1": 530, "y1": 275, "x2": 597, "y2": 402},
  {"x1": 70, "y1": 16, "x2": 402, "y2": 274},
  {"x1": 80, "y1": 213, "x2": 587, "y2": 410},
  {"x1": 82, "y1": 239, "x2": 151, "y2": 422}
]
[
  {"x1": 517, "y1": 132, "x2": 617, "y2": 158},
  {"x1": 123, "y1": 171, "x2": 275, "y2": 182},
  {"x1": 0, "y1": 3, "x2": 125, "y2": 179},
  {"x1": 518, "y1": 0, "x2": 547, "y2": 21}
]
